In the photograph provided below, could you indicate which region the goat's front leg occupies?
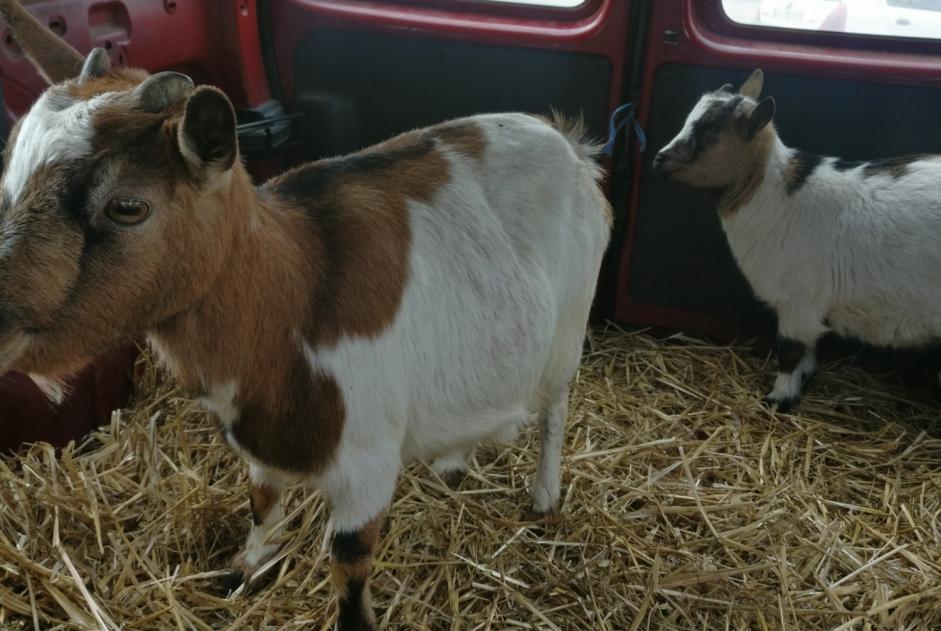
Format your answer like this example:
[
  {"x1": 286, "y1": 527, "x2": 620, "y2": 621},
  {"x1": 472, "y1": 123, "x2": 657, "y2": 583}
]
[
  {"x1": 225, "y1": 463, "x2": 286, "y2": 590},
  {"x1": 331, "y1": 514, "x2": 384, "y2": 631},
  {"x1": 326, "y1": 453, "x2": 399, "y2": 630},
  {"x1": 763, "y1": 308, "x2": 827, "y2": 412}
]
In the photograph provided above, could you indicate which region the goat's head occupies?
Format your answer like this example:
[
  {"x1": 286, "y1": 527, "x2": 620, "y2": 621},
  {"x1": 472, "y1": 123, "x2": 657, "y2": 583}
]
[
  {"x1": 0, "y1": 26, "x2": 240, "y2": 381},
  {"x1": 653, "y1": 69, "x2": 776, "y2": 188}
]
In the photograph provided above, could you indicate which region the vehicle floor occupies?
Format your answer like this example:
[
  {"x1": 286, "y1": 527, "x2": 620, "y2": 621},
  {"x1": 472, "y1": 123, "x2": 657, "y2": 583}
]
[{"x1": 1, "y1": 324, "x2": 940, "y2": 629}]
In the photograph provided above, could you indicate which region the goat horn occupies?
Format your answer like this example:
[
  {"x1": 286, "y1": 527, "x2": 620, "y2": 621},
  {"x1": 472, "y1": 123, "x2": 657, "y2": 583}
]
[
  {"x1": 77, "y1": 47, "x2": 111, "y2": 84},
  {"x1": 133, "y1": 71, "x2": 195, "y2": 113}
]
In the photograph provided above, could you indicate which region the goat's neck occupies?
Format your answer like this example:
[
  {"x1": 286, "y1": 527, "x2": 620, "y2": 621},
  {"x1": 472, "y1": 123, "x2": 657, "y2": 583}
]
[
  {"x1": 716, "y1": 128, "x2": 784, "y2": 217},
  {"x1": 150, "y1": 167, "x2": 312, "y2": 395},
  {"x1": 718, "y1": 135, "x2": 804, "y2": 267}
]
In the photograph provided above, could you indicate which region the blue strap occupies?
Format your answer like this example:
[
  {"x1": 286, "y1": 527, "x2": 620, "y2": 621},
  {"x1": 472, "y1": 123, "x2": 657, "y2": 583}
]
[{"x1": 602, "y1": 102, "x2": 646, "y2": 157}]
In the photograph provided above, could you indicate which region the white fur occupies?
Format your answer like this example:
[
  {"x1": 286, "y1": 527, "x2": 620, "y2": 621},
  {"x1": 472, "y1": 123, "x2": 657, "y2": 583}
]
[
  {"x1": 235, "y1": 463, "x2": 286, "y2": 575},
  {"x1": 532, "y1": 388, "x2": 569, "y2": 513},
  {"x1": 767, "y1": 349, "x2": 815, "y2": 404},
  {"x1": 3, "y1": 91, "x2": 115, "y2": 204},
  {"x1": 430, "y1": 451, "x2": 469, "y2": 477},
  {"x1": 230, "y1": 113, "x2": 610, "y2": 534},
  {"x1": 28, "y1": 373, "x2": 67, "y2": 404},
  {"x1": 724, "y1": 142, "x2": 941, "y2": 347},
  {"x1": 200, "y1": 380, "x2": 238, "y2": 429}
]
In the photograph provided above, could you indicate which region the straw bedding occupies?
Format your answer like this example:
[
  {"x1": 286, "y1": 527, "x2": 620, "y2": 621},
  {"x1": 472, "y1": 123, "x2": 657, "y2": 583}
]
[{"x1": 2, "y1": 324, "x2": 941, "y2": 630}]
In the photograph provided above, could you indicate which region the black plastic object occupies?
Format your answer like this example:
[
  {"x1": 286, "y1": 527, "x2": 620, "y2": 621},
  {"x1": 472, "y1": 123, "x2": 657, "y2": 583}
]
[
  {"x1": 293, "y1": 91, "x2": 360, "y2": 159},
  {"x1": 236, "y1": 99, "x2": 295, "y2": 155}
]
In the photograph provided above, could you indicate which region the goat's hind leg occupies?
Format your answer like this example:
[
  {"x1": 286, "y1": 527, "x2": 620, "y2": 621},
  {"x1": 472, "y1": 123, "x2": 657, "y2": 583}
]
[
  {"x1": 431, "y1": 450, "x2": 472, "y2": 489},
  {"x1": 529, "y1": 386, "x2": 568, "y2": 518}
]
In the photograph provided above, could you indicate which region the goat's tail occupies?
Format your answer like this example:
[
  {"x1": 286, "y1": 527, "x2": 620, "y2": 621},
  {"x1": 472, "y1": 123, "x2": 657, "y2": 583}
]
[
  {"x1": 546, "y1": 108, "x2": 605, "y2": 166},
  {"x1": 545, "y1": 109, "x2": 612, "y2": 227}
]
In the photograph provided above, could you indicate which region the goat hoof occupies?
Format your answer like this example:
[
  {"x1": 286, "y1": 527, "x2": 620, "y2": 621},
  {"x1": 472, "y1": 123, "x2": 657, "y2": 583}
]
[
  {"x1": 522, "y1": 506, "x2": 561, "y2": 524},
  {"x1": 220, "y1": 565, "x2": 276, "y2": 595},
  {"x1": 763, "y1": 395, "x2": 798, "y2": 414},
  {"x1": 219, "y1": 569, "x2": 245, "y2": 595},
  {"x1": 441, "y1": 469, "x2": 467, "y2": 489}
]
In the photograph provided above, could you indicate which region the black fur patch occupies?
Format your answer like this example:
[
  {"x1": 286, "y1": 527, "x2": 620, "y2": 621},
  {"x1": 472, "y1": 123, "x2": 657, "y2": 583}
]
[
  {"x1": 785, "y1": 151, "x2": 823, "y2": 195},
  {"x1": 331, "y1": 530, "x2": 371, "y2": 564},
  {"x1": 832, "y1": 155, "x2": 929, "y2": 178},
  {"x1": 863, "y1": 155, "x2": 926, "y2": 179},
  {"x1": 832, "y1": 158, "x2": 863, "y2": 172},
  {"x1": 271, "y1": 138, "x2": 436, "y2": 201},
  {"x1": 776, "y1": 337, "x2": 807, "y2": 373},
  {"x1": 686, "y1": 95, "x2": 744, "y2": 160},
  {"x1": 337, "y1": 577, "x2": 372, "y2": 631}
]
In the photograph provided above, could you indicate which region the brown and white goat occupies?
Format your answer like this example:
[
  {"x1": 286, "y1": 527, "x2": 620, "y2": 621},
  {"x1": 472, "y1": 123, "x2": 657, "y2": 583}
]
[
  {"x1": 0, "y1": 7, "x2": 611, "y2": 629},
  {"x1": 655, "y1": 69, "x2": 941, "y2": 411}
]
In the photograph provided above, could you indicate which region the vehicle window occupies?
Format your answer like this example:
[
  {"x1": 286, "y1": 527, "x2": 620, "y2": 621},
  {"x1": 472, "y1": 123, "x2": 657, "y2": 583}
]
[
  {"x1": 722, "y1": 0, "x2": 941, "y2": 40},
  {"x1": 477, "y1": 0, "x2": 585, "y2": 6}
]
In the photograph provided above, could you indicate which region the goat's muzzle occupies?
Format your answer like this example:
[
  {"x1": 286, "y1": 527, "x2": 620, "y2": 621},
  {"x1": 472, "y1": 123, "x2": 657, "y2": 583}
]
[{"x1": 652, "y1": 151, "x2": 680, "y2": 178}]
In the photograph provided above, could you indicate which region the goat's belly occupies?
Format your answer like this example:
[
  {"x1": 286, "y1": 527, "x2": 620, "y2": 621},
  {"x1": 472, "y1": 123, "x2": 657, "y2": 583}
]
[
  {"x1": 827, "y1": 303, "x2": 941, "y2": 348},
  {"x1": 400, "y1": 402, "x2": 535, "y2": 462}
]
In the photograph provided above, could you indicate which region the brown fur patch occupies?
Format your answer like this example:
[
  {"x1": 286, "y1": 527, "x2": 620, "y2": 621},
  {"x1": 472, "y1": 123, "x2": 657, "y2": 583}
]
[
  {"x1": 716, "y1": 125, "x2": 775, "y2": 216},
  {"x1": 719, "y1": 162, "x2": 765, "y2": 216},
  {"x1": 434, "y1": 121, "x2": 486, "y2": 160},
  {"x1": 270, "y1": 126, "x2": 449, "y2": 349},
  {"x1": 8, "y1": 103, "x2": 445, "y2": 474},
  {"x1": 65, "y1": 68, "x2": 149, "y2": 101},
  {"x1": 231, "y1": 359, "x2": 345, "y2": 473},
  {"x1": 782, "y1": 151, "x2": 823, "y2": 196},
  {"x1": 249, "y1": 482, "x2": 279, "y2": 527},
  {"x1": 0, "y1": 163, "x2": 83, "y2": 323},
  {"x1": 149, "y1": 174, "x2": 346, "y2": 473},
  {"x1": 151, "y1": 130, "x2": 450, "y2": 472},
  {"x1": 8, "y1": 100, "x2": 201, "y2": 378},
  {"x1": 331, "y1": 517, "x2": 382, "y2": 628},
  {"x1": 330, "y1": 515, "x2": 383, "y2": 599}
]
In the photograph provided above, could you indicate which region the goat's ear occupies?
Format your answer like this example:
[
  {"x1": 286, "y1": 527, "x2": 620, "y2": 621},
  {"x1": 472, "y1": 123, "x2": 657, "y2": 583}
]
[
  {"x1": 0, "y1": 0, "x2": 83, "y2": 84},
  {"x1": 746, "y1": 97, "x2": 775, "y2": 139},
  {"x1": 739, "y1": 68, "x2": 764, "y2": 99},
  {"x1": 77, "y1": 48, "x2": 110, "y2": 84},
  {"x1": 178, "y1": 86, "x2": 237, "y2": 172}
]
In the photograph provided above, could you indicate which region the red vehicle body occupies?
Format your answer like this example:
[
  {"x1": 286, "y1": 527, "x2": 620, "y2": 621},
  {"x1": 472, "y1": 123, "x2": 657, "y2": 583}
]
[{"x1": 1, "y1": 0, "x2": 940, "y2": 451}]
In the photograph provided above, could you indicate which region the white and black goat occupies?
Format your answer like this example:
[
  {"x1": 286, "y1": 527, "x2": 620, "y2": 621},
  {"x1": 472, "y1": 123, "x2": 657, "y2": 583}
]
[
  {"x1": 655, "y1": 69, "x2": 941, "y2": 411},
  {"x1": 0, "y1": 3, "x2": 611, "y2": 628}
]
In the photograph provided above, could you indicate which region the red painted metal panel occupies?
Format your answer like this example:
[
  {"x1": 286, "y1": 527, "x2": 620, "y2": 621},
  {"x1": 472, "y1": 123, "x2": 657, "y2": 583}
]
[
  {"x1": 0, "y1": 346, "x2": 136, "y2": 454},
  {"x1": 614, "y1": 0, "x2": 941, "y2": 340},
  {"x1": 268, "y1": 0, "x2": 631, "y2": 121},
  {"x1": 0, "y1": 0, "x2": 270, "y2": 119}
]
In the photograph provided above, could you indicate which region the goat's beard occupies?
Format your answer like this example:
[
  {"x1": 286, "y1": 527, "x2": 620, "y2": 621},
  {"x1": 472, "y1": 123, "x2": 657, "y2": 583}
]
[
  {"x1": 5, "y1": 331, "x2": 95, "y2": 404},
  {"x1": 28, "y1": 373, "x2": 69, "y2": 404},
  {"x1": 0, "y1": 330, "x2": 66, "y2": 403}
]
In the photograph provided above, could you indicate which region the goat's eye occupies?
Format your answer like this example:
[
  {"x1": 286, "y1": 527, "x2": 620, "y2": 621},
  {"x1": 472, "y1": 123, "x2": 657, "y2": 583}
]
[{"x1": 104, "y1": 198, "x2": 151, "y2": 225}]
